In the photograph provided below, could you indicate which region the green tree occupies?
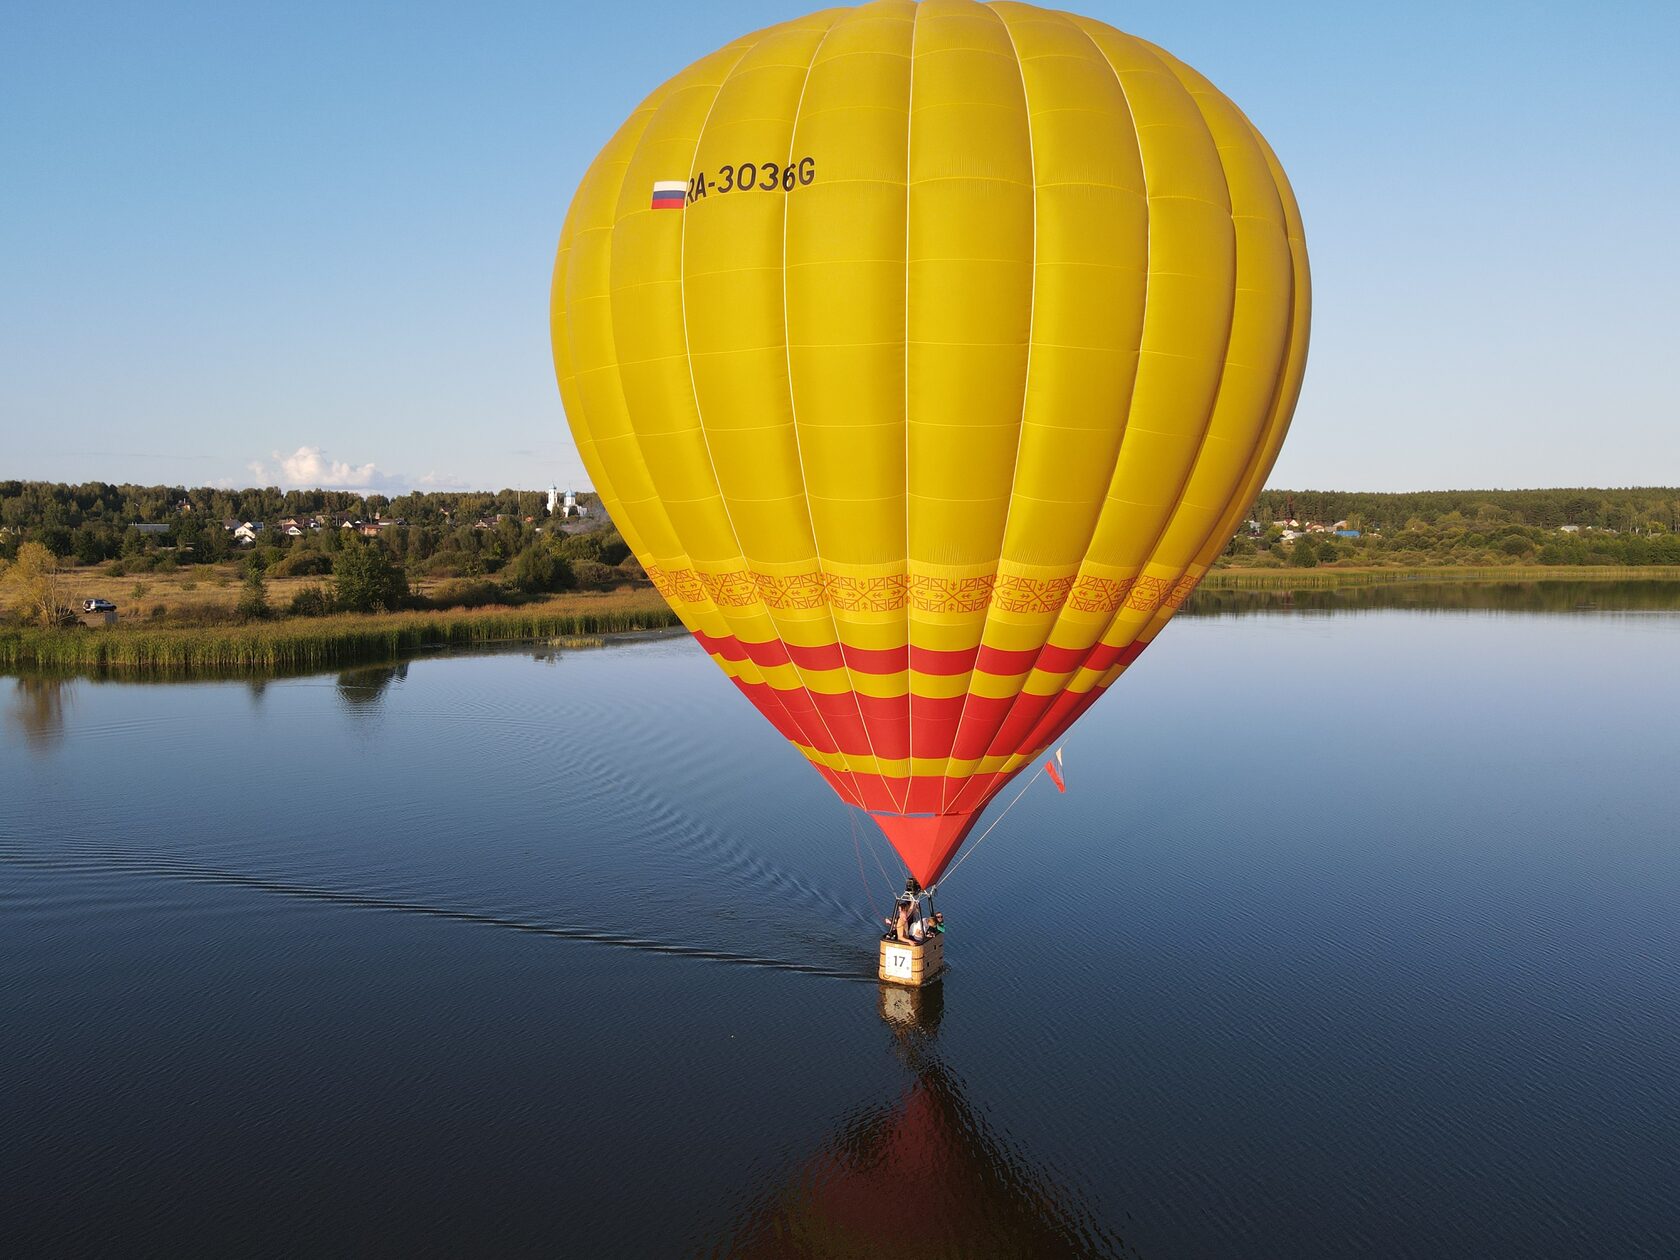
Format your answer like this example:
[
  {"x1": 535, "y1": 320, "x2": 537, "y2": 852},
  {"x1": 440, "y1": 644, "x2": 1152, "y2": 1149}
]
[
  {"x1": 1, "y1": 542, "x2": 74, "y2": 626},
  {"x1": 572, "y1": 559, "x2": 615, "y2": 589},
  {"x1": 288, "y1": 585, "x2": 332, "y2": 617},
  {"x1": 39, "y1": 524, "x2": 73, "y2": 557},
  {"x1": 72, "y1": 525, "x2": 105, "y2": 565},
  {"x1": 270, "y1": 547, "x2": 332, "y2": 578},
  {"x1": 333, "y1": 541, "x2": 408, "y2": 612},
  {"x1": 196, "y1": 524, "x2": 231, "y2": 563},
  {"x1": 236, "y1": 554, "x2": 269, "y2": 620},
  {"x1": 507, "y1": 543, "x2": 575, "y2": 595},
  {"x1": 1288, "y1": 537, "x2": 1319, "y2": 568}
]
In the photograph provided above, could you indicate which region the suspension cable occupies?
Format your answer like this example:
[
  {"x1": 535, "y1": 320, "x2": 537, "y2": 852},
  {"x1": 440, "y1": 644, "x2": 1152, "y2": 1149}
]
[
  {"x1": 850, "y1": 811, "x2": 887, "y2": 922},
  {"x1": 936, "y1": 761, "x2": 1050, "y2": 888},
  {"x1": 848, "y1": 810, "x2": 872, "y2": 899},
  {"x1": 861, "y1": 816, "x2": 898, "y2": 900}
]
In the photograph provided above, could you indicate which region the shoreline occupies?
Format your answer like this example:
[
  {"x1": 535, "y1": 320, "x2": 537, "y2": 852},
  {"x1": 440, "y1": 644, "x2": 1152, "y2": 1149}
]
[
  {"x1": 0, "y1": 591, "x2": 682, "y2": 678},
  {"x1": 1199, "y1": 564, "x2": 1680, "y2": 589},
  {"x1": 6, "y1": 566, "x2": 1677, "y2": 680}
]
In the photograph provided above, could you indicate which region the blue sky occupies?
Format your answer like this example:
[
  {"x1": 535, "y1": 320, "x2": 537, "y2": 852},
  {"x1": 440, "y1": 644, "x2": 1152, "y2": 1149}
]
[{"x1": 3, "y1": 1, "x2": 1675, "y2": 493}]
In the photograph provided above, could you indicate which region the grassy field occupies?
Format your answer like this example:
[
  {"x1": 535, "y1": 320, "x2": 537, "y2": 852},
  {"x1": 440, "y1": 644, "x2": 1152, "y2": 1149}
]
[
  {"x1": 1199, "y1": 565, "x2": 1680, "y2": 589},
  {"x1": 52, "y1": 563, "x2": 483, "y2": 622},
  {"x1": 0, "y1": 588, "x2": 680, "y2": 675},
  {"x1": 49, "y1": 558, "x2": 1680, "y2": 618}
]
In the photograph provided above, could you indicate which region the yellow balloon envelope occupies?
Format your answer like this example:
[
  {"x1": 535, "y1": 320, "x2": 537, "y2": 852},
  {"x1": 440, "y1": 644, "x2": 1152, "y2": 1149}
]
[{"x1": 551, "y1": 0, "x2": 1310, "y2": 886}]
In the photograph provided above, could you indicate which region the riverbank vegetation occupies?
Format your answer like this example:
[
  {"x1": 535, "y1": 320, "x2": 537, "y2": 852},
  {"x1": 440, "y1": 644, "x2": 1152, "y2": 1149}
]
[
  {"x1": 1189, "y1": 574, "x2": 1680, "y2": 618},
  {"x1": 0, "y1": 590, "x2": 679, "y2": 674},
  {"x1": 1201, "y1": 565, "x2": 1680, "y2": 589},
  {"x1": 0, "y1": 476, "x2": 643, "y2": 630},
  {"x1": 6, "y1": 480, "x2": 1680, "y2": 675},
  {"x1": 1219, "y1": 524, "x2": 1680, "y2": 570}
]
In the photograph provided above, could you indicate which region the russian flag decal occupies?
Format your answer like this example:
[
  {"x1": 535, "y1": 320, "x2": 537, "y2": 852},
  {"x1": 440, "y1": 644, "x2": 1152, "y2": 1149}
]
[
  {"x1": 1046, "y1": 747, "x2": 1066, "y2": 793},
  {"x1": 651, "y1": 180, "x2": 686, "y2": 210}
]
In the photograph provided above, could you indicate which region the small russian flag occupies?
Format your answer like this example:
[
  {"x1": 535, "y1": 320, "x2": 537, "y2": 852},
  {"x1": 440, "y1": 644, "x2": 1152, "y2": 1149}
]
[
  {"x1": 650, "y1": 180, "x2": 686, "y2": 210},
  {"x1": 1045, "y1": 746, "x2": 1066, "y2": 793}
]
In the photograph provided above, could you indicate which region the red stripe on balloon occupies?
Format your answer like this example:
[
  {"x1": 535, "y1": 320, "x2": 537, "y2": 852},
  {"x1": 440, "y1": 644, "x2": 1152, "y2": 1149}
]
[
  {"x1": 731, "y1": 678, "x2": 836, "y2": 755},
  {"x1": 813, "y1": 764, "x2": 864, "y2": 810},
  {"x1": 979, "y1": 640, "x2": 1147, "y2": 760},
  {"x1": 910, "y1": 644, "x2": 976, "y2": 676},
  {"x1": 1035, "y1": 642, "x2": 1095, "y2": 675},
  {"x1": 840, "y1": 644, "x2": 909, "y2": 675},
  {"x1": 856, "y1": 703, "x2": 911, "y2": 761},
  {"x1": 1018, "y1": 682, "x2": 1110, "y2": 760},
  {"x1": 854, "y1": 692, "x2": 908, "y2": 722},
  {"x1": 694, "y1": 629, "x2": 747, "y2": 662},
  {"x1": 702, "y1": 625, "x2": 1144, "y2": 779},
  {"x1": 788, "y1": 641, "x2": 845, "y2": 671},
  {"x1": 984, "y1": 689, "x2": 1055, "y2": 760},
  {"x1": 907, "y1": 694, "x2": 968, "y2": 761},
  {"x1": 694, "y1": 626, "x2": 1101, "y2": 685},
  {"x1": 950, "y1": 694, "x2": 1015, "y2": 760},
  {"x1": 974, "y1": 645, "x2": 1038, "y2": 676},
  {"x1": 692, "y1": 630, "x2": 904, "y2": 764}
]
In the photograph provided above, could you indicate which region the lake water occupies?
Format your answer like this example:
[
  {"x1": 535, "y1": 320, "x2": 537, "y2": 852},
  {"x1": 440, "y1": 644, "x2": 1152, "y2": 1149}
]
[{"x1": 5, "y1": 587, "x2": 1680, "y2": 1257}]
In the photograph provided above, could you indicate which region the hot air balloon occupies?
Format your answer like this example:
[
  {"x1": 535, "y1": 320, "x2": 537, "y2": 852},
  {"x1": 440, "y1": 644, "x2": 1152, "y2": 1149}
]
[{"x1": 550, "y1": 0, "x2": 1309, "y2": 896}]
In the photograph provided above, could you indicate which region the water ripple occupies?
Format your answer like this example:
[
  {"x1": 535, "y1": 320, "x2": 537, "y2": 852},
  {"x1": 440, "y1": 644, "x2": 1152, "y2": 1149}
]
[{"x1": 0, "y1": 849, "x2": 873, "y2": 983}]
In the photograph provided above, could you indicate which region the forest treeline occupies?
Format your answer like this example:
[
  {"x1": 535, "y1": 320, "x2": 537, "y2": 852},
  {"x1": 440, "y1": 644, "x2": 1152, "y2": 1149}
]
[
  {"x1": 1251, "y1": 487, "x2": 1680, "y2": 534},
  {"x1": 1236, "y1": 486, "x2": 1680, "y2": 569},
  {"x1": 4, "y1": 480, "x2": 1680, "y2": 578},
  {"x1": 0, "y1": 480, "x2": 634, "y2": 591}
]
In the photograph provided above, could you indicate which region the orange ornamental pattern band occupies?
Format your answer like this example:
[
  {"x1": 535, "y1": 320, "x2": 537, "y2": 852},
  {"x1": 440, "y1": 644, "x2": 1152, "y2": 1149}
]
[{"x1": 645, "y1": 565, "x2": 1203, "y2": 619}]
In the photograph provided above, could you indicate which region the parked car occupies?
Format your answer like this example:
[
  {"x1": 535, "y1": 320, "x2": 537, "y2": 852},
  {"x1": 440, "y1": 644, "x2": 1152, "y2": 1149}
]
[{"x1": 82, "y1": 598, "x2": 117, "y2": 613}]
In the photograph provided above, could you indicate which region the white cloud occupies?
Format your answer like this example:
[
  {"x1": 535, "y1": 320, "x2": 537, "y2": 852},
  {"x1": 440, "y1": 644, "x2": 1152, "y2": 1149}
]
[
  {"x1": 242, "y1": 446, "x2": 406, "y2": 491},
  {"x1": 416, "y1": 470, "x2": 470, "y2": 490},
  {"x1": 278, "y1": 445, "x2": 383, "y2": 488},
  {"x1": 233, "y1": 445, "x2": 555, "y2": 493}
]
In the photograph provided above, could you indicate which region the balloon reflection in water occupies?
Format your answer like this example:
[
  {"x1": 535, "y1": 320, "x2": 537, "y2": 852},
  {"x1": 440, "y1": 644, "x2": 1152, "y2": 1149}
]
[{"x1": 710, "y1": 984, "x2": 1130, "y2": 1258}]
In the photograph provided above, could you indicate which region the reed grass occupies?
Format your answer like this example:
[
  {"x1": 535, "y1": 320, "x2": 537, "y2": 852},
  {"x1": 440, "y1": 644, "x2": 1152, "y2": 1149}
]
[
  {"x1": 9, "y1": 568, "x2": 1674, "y2": 676},
  {"x1": 0, "y1": 592, "x2": 680, "y2": 675},
  {"x1": 1199, "y1": 565, "x2": 1680, "y2": 590}
]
